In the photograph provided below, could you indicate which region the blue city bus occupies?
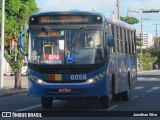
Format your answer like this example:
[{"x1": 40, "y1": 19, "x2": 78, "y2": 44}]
[{"x1": 19, "y1": 11, "x2": 137, "y2": 109}]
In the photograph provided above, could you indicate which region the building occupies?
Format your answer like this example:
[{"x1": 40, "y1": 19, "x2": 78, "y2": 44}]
[{"x1": 136, "y1": 32, "x2": 153, "y2": 49}]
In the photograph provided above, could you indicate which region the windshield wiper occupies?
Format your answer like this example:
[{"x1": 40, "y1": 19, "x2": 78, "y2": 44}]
[
  {"x1": 70, "y1": 26, "x2": 86, "y2": 54},
  {"x1": 72, "y1": 26, "x2": 86, "y2": 48}
]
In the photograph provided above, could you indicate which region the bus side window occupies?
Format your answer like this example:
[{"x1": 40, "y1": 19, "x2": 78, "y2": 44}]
[
  {"x1": 105, "y1": 33, "x2": 109, "y2": 55},
  {"x1": 94, "y1": 44, "x2": 103, "y2": 63},
  {"x1": 125, "y1": 29, "x2": 128, "y2": 54},
  {"x1": 112, "y1": 24, "x2": 115, "y2": 53}
]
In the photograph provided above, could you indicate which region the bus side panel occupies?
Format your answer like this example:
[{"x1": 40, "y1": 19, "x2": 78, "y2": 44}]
[
  {"x1": 110, "y1": 54, "x2": 118, "y2": 94},
  {"x1": 120, "y1": 54, "x2": 128, "y2": 92},
  {"x1": 130, "y1": 55, "x2": 137, "y2": 88},
  {"x1": 105, "y1": 57, "x2": 115, "y2": 96},
  {"x1": 126, "y1": 55, "x2": 137, "y2": 89}
]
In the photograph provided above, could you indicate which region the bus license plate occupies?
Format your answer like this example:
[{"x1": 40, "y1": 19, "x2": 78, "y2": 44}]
[{"x1": 59, "y1": 88, "x2": 71, "y2": 93}]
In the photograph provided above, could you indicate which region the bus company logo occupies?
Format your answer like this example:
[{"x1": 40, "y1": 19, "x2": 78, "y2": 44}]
[{"x1": 2, "y1": 112, "x2": 11, "y2": 117}]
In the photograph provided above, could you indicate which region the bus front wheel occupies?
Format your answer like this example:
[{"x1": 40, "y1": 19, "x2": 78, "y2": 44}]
[
  {"x1": 41, "y1": 97, "x2": 53, "y2": 109},
  {"x1": 99, "y1": 96, "x2": 110, "y2": 108}
]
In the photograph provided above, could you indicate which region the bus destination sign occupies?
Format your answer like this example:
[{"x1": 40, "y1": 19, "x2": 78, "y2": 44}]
[{"x1": 39, "y1": 15, "x2": 89, "y2": 23}]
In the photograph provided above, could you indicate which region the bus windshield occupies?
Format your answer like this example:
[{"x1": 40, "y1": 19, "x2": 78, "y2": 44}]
[{"x1": 29, "y1": 29, "x2": 104, "y2": 65}]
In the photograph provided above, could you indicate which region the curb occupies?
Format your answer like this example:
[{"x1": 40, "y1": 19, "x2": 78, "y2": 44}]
[{"x1": 0, "y1": 89, "x2": 27, "y2": 98}]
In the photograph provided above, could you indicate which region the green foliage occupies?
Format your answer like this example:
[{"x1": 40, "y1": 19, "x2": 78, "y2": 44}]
[
  {"x1": 120, "y1": 16, "x2": 139, "y2": 25},
  {"x1": 147, "y1": 47, "x2": 159, "y2": 57},
  {"x1": 3, "y1": 0, "x2": 39, "y2": 73},
  {"x1": 136, "y1": 36, "x2": 143, "y2": 47},
  {"x1": 4, "y1": 54, "x2": 13, "y2": 60},
  {"x1": 137, "y1": 53, "x2": 157, "y2": 71}
]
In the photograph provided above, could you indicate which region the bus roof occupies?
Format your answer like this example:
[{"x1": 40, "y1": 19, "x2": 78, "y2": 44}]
[
  {"x1": 29, "y1": 10, "x2": 105, "y2": 18},
  {"x1": 29, "y1": 10, "x2": 135, "y2": 31}
]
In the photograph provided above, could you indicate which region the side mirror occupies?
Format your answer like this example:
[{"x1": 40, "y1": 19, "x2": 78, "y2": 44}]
[
  {"x1": 107, "y1": 34, "x2": 114, "y2": 47},
  {"x1": 18, "y1": 29, "x2": 28, "y2": 56}
]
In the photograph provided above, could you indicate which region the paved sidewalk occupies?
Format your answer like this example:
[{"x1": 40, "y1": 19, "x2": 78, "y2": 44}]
[{"x1": 0, "y1": 76, "x2": 28, "y2": 97}]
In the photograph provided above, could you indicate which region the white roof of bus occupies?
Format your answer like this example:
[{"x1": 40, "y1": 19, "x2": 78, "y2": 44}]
[
  {"x1": 106, "y1": 16, "x2": 135, "y2": 31},
  {"x1": 29, "y1": 10, "x2": 135, "y2": 31}
]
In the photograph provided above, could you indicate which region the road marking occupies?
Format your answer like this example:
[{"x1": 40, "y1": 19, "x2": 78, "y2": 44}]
[
  {"x1": 138, "y1": 78, "x2": 160, "y2": 81},
  {"x1": 131, "y1": 96, "x2": 138, "y2": 100},
  {"x1": 147, "y1": 87, "x2": 160, "y2": 93},
  {"x1": 147, "y1": 90, "x2": 153, "y2": 93},
  {"x1": 106, "y1": 105, "x2": 118, "y2": 111},
  {"x1": 134, "y1": 86, "x2": 144, "y2": 90},
  {"x1": 15, "y1": 100, "x2": 60, "y2": 111},
  {"x1": 15, "y1": 104, "x2": 42, "y2": 111},
  {"x1": 151, "y1": 87, "x2": 160, "y2": 90}
]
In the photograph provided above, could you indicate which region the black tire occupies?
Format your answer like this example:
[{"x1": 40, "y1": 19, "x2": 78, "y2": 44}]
[
  {"x1": 41, "y1": 97, "x2": 53, "y2": 109},
  {"x1": 99, "y1": 96, "x2": 110, "y2": 109},
  {"x1": 112, "y1": 93, "x2": 121, "y2": 101},
  {"x1": 111, "y1": 74, "x2": 121, "y2": 101},
  {"x1": 121, "y1": 81, "x2": 130, "y2": 101},
  {"x1": 121, "y1": 89, "x2": 129, "y2": 101},
  {"x1": 121, "y1": 73, "x2": 130, "y2": 101},
  {"x1": 111, "y1": 74, "x2": 115, "y2": 94}
]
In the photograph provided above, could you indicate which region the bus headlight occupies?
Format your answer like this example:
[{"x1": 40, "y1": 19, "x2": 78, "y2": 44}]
[
  {"x1": 29, "y1": 74, "x2": 43, "y2": 85},
  {"x1": 37, "y1": 79, "x2": 43, "y2": 84},
  {"x1": 87, "y1": 71, "x2": 105, "y2": 84},
  {"x1": 87, "y1": 79, "x2": 95, "y2": 84}
]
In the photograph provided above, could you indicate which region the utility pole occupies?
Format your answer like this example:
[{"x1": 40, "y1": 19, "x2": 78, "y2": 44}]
[
  {"x1": 116, "y1": 0, "x2": 120, "y2": 20},
  {"x1": 0, "y1": 0, "x2": 5, "y2": 89},
  {"x1": 140, "y1": 17, "x2": 143, "y2": 55},
  {"x1": 153, "y1": 24, "x2": 160, "y2": 37},
  {"x1": 153, "y1": 24, "x2": 160, "y2": 48}
]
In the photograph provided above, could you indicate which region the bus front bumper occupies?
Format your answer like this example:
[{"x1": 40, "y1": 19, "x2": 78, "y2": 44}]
[{"x1": 28, "y1": 78, "x2": 109, "y2": 98}]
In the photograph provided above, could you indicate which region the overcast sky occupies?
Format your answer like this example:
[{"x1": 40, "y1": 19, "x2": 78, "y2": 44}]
[{"x1": 36, "y1": 0, "x2": 160, "y2": 37}]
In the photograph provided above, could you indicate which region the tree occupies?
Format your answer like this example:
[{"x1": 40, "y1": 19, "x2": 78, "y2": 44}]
[
  {"x1": 137, "y1": 52, "x2": 157, "y2": 71},
  {"x1": 147, "y1": 47, "x2": 160, "y2": 68},
  {"x1": 136, "y1": 36, "x2": 143, "y2": 47},
  {"x1": 135, "y1": 36, "x2": 143, "y2": 54},
  {"x1": 153, "y1": 36, "x2": 160, "y2": 49},
  {"x1": 2, "y1": 0, "x2": 39, "y2": 88},
  {"x1": 120, "y1": 16, "x2": 139, "y2": 25},
  {"x1": 147, "y1": 47, "x2": 159, "y2": 57}
]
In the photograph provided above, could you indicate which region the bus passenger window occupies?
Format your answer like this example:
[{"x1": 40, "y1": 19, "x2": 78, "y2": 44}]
[{"x1": 95, "y1": 44, "x2": 103, "y2": 62}]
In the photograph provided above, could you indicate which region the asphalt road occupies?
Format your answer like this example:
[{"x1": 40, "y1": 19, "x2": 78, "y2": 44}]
[{"x1": 1, "y1": 70, "x2": 160, "y2": 120}]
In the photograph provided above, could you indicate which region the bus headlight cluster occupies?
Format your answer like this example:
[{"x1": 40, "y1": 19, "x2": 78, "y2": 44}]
[
  {"x1": 87, "y1": 72, "x2": 105, "y2": 84},
  {"x1": 29, "y1": 74, "x2": 43, "y2": 85}
]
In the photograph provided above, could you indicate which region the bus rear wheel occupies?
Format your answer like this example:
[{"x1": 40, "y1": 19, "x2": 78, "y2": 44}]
[
  {"x1": 112, "y1": 93, "x2": 121, "y2": 101},
  {"x1": 121, "y1": 89, "x2": 129, "y2": 101},
  {"x1": 99, "y1": 96, "x2": 110, "y2": 109},
  {"x1": 41, "y1": 97, "x2": 53, "y2": 109},
  {"x1": 121, "y1": 74, "x2": 130, "y2": 101}
]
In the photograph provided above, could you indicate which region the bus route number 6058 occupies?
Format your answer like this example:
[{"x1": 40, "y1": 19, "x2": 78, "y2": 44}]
[{"x1": 71, "y1": 74, "x2": 87, "y2": 80}]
